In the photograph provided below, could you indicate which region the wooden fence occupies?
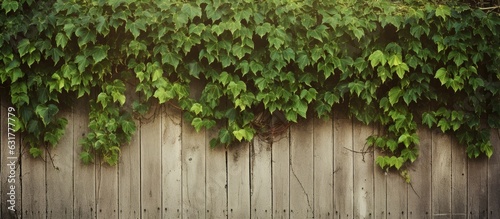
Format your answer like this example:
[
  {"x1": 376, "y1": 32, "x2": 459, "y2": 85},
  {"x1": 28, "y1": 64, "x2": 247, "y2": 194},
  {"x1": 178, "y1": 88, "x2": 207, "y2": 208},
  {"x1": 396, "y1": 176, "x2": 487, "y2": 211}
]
[{"x1": 1, "y1": 96, "x2": 500, "y2": 219}]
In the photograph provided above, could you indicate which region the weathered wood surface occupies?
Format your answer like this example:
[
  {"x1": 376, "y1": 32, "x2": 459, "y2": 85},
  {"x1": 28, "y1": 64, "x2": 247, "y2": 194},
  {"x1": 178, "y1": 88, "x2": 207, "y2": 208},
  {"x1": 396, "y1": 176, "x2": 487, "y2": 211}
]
[{"x1": 0, "y1": 94, "x2": 499, "y2": 219}]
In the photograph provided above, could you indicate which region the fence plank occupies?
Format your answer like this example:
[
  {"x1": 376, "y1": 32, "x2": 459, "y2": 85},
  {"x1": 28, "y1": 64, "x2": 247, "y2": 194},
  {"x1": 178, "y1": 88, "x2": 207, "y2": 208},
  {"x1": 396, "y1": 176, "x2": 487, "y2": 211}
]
[
  {"x1": 118, "y1": 116, "x2": 141, "y2": 219},
  {"x1": 21, "y1": 150, "x2": 46, "y2": 219},
  {"x1": 96, "y1": 164, "x2": 118, "y2": 219},
  {"x1": 73, "y1": 98, "x2": 96, "y2": 219},
  {"x1": 272, "y1": 127, "x2": 290, "y2": 218},
  {"x1": 333, "y1": 109, "x2": 354, "y2": 219},
  {"x1": 467, "y1": 156, "x2": 488, "y2": 218},
  {"x1": 432, "y1": 131, "x2": 452, "y2": 218},
  {"x1": 140, "y1": 105, "x2": 162, "y2": 218},
  {"x1": 489, "y1": 130, "x2": 500, "y2": 218},
  {"x1": 182, "y1": 118, "x2": 206, "y2": 218},
  {"x1": 451, "y1": 138, "x2": 467, "y2": 218},
  {"x1": 290, "y1": 119, "x2": 314, "y2": 218},
  {"x1": 251, "y1": 137, "x2": 272, "y2": 218},
  {"x1": 374, "y1": 126, "x2": 387, "y2": 219},
  {"x1": 353, "y1": 121, "x2": 374, "y2": 218},
  {"x1": 162, "y1": 104, "x2": 183, "y2": 218},
  {"x1": 228, "y1": 142, "x2": 251, "y2": 218},
  {"x1": 1, "y1": 101, "x2": 22, "y2": 218},
  {"x1": 313, "y1": 117, "x2": 334, "y2": 218},
  {"x1": 206, "y1": 124, "x2": 227, "y2": 218},
  {"x1": 46, "y1": 108, "x2": 74, "y2": 218},
  {"x1": 408, "y1": 128, "x2": 432, "y2": 219},
  {"x1": 386, "y1": 172, "x2": 407, "y2": 219}
]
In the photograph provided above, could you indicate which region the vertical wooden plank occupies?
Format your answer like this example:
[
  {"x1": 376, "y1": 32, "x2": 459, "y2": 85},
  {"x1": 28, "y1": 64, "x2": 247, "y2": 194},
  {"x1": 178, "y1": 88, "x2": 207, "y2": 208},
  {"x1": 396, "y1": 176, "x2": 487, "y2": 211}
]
[
  {"x1": 206, "y1": 124, "x2": 227, "y2": 218},
  {"x1": 182, "y1": 115, "x2": 206, "y2": 218},
  {"x1": 333, "y1": 109, "x2": 353, "y2": 219},
  {"x1": 432, "y1": 131, "x2": 452, "y2": 218},
  {"x1": 467, "y1": 155, "x2": 488, "y2": 218},
  {"x1": 353, "y1": 121, "x2": 374, "y2": 218},
  {"x1": 96, "y1": 164, "x2": 118, "y2": 219},
  {"x1": 73, "y1": 97, "x2": 96, "y2": 219},
  {"x1": 119, "y1": 84, "x2": 141, "y2": 219},
  {"x1": 251, "y1": 137, "x2": 272, "y2": 218},
  {"x1": 313, "y1": 117, "x2": 334, "y2": 218},
  {"x1": 1, "y1": 100, "x2": 22, "y2": 218},
  {"x1": 489, "y1": 129, "x2": 500, "y2": 218},
  {"x1": 228, "y1": 142, "x2": 250, "y2": 218},
  {"x1": 451, "y1": 138, "x2": 467, "y2": 218},
  {"x1": 46, "y1": 107, "x2": 74, "y2": 218},
  {"x1": 386, "y1": 171, "x2": 407, "y2": 219},
  {"x1": 227, "y1": 142, "x2": 250, "y2": 219},
  {"x1": 140, "y1": 104, "x2": 162, "y2": 218},
  {"x1": 290, "y1": 119, "x2": 314, "y2": 218},
  {"x1": 408, "y1": 128, "x2": 432, "y2": 219},
  {"x1": 20, "y1": 144, "x2": 46, "y2": 219},
  {"x1": 162, "y1": 104, "x2": 183, "y2": 218},
  {"x1": 374, "y1": 125, "x2": 387, "y2": 219},
  {"x1": 272, "y1": 126, "x2": 290, "y2": 218}
]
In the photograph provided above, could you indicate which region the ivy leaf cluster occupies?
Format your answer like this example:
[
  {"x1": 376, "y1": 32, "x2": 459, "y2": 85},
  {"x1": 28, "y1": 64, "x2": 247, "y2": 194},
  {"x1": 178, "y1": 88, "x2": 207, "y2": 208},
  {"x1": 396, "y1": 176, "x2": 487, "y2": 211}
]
[{"x1": 1, "y1": 0, "x2": 499, "y2": 170}]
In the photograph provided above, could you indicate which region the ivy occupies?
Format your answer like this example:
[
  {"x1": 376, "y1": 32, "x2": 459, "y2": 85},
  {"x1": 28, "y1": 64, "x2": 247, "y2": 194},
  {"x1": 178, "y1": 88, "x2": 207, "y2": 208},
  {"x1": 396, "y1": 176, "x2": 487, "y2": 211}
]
[{"x1": 1, "y1": 0, "x2": 499, "y2": 172}]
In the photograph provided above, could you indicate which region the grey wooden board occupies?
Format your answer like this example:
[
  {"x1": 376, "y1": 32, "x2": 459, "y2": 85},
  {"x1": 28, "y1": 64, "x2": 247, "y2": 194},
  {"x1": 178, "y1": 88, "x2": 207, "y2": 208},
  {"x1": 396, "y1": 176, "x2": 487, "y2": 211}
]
[
  {"x1": 489, "y1": 129, "x2": 500, "y2": 218},
  {"x1": 96, "y1": 163, "x2": 118, "y2": 219},
  {"x1": 374, "y1": 125, "x2": 387, "y2": 219},
  {"x1": 140, "y1": 104, "x2": 162, "y2": 218},
  {"x1": 451, "y1": 138, "x2": 467, "y2": 218},
  {"x1": 21, "y1": 147, "x2": 46, "y2": 219},
  {"x1": 386, "y1": 171, "x2": 407, "y2": 219},
  {"x1": 313, "y1": 117, "x2": 334, "y2": 218},
  {"x1": 468, "y1": 156, "x2": 488, "y2": 218},
  {"x1": 73, "y1": 97, "x2": 96, "y2": 219},
  {"x1": 272, "y1": 128, "x2": 290, "y2": 218},
  {"x1": 206, "y1": 123, "x2": 228, "y2": 218},
  {"x1": 181, "y1": 118, "x2": 206, "y2": 218},
  {"x1": 333, "y1": 109, "x2": 354, "y2": 218},
  {"x1": 289, "y1": 119, "x2": 314, "y2": 218},
  {"x1": 251, "y1": 137, "x2": 272, "y2": 218},
  {"x1": 162, "y1": 104, "x2": 183, "y2": 219},
  {"x1": 228, "y1": 142, "x2": 251, "y2": 218},
  {"x1": 353, "y1": 121, "x2": 374, "y2": 219},
  {"x1": 1, "y1": 100, "x2": 22, "y2": 218},
  {"x1": 408, "y1": 128, "x2": 432, "y2": 219},
  {"x1": 432, "y1": 131, "x2": 452, "y2": 217},
  {"x1": 118, "y1": 116, "x2": 141, "y2": 219},
  {"x1": 46, "y1": 108, "x2": 74, "y2": 218}
]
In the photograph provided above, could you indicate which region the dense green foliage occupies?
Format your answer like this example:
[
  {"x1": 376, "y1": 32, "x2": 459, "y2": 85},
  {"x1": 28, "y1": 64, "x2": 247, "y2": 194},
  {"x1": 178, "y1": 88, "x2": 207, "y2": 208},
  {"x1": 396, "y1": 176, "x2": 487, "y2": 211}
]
[{"x1": 1, "y1": 0, "x2": 499, "y2": 168}]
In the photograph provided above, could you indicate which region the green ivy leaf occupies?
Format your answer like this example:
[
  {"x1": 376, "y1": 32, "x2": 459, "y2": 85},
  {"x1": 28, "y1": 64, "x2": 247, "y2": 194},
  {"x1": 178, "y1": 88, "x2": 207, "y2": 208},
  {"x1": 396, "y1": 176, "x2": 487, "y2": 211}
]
[
  {"x1": 435, "y1": 67, "x2": 448, "y2": 85},
  {"x1": 29, "y1": 147, "x2": 43, "y2": 158},
  {"x1": 190, "y1": 103, "x2": 203, "y2": 115},
  {"x1": 435, "y1": 5, "x2": 451, "y2": 21},
  {"x1": 388, "y1": 87, "x2": 402, "y2": 105},
  {"x1": 35, "y1": 104, "x2": 59, "y2": 126},
  {"x1": 80, "y1": 151, "x2": 94, "y2": 164}
]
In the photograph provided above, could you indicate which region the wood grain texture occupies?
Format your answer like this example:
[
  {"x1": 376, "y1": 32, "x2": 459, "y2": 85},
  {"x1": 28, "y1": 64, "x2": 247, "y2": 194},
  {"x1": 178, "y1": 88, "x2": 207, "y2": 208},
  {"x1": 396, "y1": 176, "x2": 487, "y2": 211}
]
[
  {"x1": 21, "y1": 150, "x2": 45, "y2": 219},
  {"x1": 289, "y1": 119, "x2": 314, "y2": 218},
  {"x1": 140, "y1": 104, "x2": 162, "y2": 218},
  {"x1": 333, "y1": 109, "x2": 354, "y2": 219},
  {"x1": 467, "y1": 155, "x2": 488, "y2": 218},
  {"x1": 272, "y1": 127, "x2": 290, "y2": 219},
  {"x1": 353, "y1": 121, "x2": 374, "y2": 219},
  {"x1": 206, "y1": 123, "x2": 227, "y2": 218},
  {"x1": 72, "y1": 97, "x2": 96, "y2": 219},
  {"x1": 46, "y1": 107, "x2": 74, "y2": 218},
  {"x1": 451, "y1": 138, "x2": 467, "y2": 218},
  {"x1": 228, "y1": 142, "x2": 250, "y2": 218},
  {"x1": 408, "y1": 128, "x2": 432, "y2": 219},
  {"x1": 181, "y1": 117, "x2": 206, "y2": 218},
  {"x1": 251, "y1": 137, "x2": 272, "y2": 218},
  {"x1": 313, "y1": 117, "x2": 334, "y2": 219},
  {"x1": 118, "y1": 116, "x2": 141, "y2": 219},
  {"x1": 432, "y1": 131, "x2": 452, "y2": 218},
  {"x1": 96, "y1": 163, "x2": 118, "y2": 219},
  {"x1": 489, "y1": 129, "x2": 500, "y2": 218},
  {"x1": 386, "y1": 171, "x2": 407, "y2": 219},
  {"x1": 374, "y1": 126, "x2": 387, "y2": 219},
  {"x1": 162, "y1": 104, "x2": 183, "y2": 219}
]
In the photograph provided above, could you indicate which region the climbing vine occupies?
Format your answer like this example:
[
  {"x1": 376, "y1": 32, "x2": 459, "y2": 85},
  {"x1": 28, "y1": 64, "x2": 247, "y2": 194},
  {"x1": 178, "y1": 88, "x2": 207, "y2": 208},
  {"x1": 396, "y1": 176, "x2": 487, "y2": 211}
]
[{"x1": 1, "y1": 0, "x2": 499, "y2": 169}]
